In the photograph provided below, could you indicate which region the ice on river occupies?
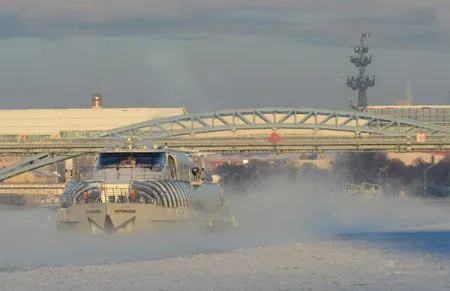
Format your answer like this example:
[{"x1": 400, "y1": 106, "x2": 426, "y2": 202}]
[{"x1": 2, "y1": 184, "x2": 450, "y2": 290}]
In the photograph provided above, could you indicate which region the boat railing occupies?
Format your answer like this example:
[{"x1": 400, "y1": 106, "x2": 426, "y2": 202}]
[
  {"x1": 74, "y1": 186, "x2": 146, "y2": 204},
  {"x1": 341, "y1": 182, "x2": 383, "y2": 197},
  {"x1": 72, "y1": 167, "x2": 204, "y2": 205},
  {"x1": 74, "y1": 166, "x2": 204, "y2": 183},
  {"x1": 75, "y1": 166, "x2": 163, "y2": 181}
]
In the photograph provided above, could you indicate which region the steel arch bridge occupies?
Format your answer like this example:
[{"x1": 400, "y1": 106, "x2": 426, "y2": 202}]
[
  {"x1": 1, "y1": 107, "x2": 450, "y2": 182},
  {"x1": 100, "y1": 107, "x2": 450, "y2": 138}
]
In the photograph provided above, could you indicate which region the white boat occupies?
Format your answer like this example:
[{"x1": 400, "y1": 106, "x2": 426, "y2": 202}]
[{"x1": 56, "y1": 140, "x2": 236, "y2": 234}]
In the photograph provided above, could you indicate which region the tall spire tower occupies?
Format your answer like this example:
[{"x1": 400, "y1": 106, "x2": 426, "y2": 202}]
[
  {"x1": 346, "y1": 33, "x2": 376, "y2": 111},
  {"x1": 395, "y1": 78, "x2": 413, "y2": 105}
]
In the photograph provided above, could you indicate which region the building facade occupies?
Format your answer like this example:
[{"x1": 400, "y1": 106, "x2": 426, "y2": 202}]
[
  {"x1": 367, "y1": 105, "x2": 450, "y2": 127},
  {"x1": 0, "y1": 107, "x2": 186, "y2": 141}
]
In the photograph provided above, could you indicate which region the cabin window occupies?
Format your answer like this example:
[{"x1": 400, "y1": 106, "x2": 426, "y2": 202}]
[{"x1": 97, "y1": 153, "x2": 165, "y2": 170}]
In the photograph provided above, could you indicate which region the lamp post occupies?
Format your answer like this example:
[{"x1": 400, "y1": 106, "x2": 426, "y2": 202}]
[
  {"x1": 344, "y1": 167, "x2": 355, "y2": 184},
  {"x1": 338, "y1": 167, "x2": 354, "y2": 193},
  {"x1": 222, "y1": 171, "x2": 232, "y2": 190},
  {"x1": 378, "y1": 166, "x2": 388, "y2": 195},
  {"x1": 231, "y1": 173, "x2": 243, "y2": 192},
  {"x1": 423, "y1": 164, "x2": 434, "y2": 197}
]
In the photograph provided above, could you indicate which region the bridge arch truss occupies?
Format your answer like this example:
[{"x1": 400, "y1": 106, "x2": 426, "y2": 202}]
[{"x1": 101, "y1": 108, "x2": 450, "y2": 139}]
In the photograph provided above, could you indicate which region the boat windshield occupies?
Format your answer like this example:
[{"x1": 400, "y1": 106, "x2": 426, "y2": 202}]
[{"x1": 97, "y1": 152, "x2": 165, "y2": 170}]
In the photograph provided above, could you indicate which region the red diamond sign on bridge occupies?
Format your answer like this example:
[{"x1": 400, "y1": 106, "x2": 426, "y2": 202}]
[{"x1": 268, "y1": 131, "x2": 281, "y2": 145}]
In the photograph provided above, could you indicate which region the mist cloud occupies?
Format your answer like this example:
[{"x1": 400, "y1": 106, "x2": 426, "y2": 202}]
[{"x1": 0, "y1": 1, "x2": 449, "y2": 50}]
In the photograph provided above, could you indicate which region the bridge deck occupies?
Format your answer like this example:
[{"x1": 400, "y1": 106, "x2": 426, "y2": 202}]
[{"x1": 0, "y1": 135, "x2": 448, "y2": 153}]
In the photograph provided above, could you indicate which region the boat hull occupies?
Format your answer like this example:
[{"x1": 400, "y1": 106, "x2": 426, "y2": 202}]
[{"x1": 56, "y1": 202, "x2": 235, "y2": 234}]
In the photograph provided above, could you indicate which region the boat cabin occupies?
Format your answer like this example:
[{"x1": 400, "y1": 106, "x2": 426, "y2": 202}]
[
  {"x1": 63, "y1": 146, "x2": 216, "y2": 206},
  {"x1": 81, "y1": 148, "x2": 206, "y2": 183},
  {"x1": 95, "y1": 151, "x2": 165, "y2": 171}
]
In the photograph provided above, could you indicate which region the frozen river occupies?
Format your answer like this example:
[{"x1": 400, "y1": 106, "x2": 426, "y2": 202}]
[{"x1": 1, "y1": 188, "x2": 450, "y2": 290}]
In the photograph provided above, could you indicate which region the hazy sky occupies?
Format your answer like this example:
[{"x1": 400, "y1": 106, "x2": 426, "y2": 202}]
[{"x1": 0, "y1": 1, "x2": 449, "y2": 112}]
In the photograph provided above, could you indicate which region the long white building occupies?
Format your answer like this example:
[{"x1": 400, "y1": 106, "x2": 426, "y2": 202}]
[{"x1": 0, "y1": 91, "x2": 186, "y2": 138}]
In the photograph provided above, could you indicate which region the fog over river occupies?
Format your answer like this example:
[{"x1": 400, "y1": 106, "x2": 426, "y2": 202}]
[{"x1": 2, "y1": 184, "x2": 450, "y2": 290}]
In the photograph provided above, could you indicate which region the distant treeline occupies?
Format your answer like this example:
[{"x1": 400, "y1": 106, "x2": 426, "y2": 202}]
[{"x1": 214, "y1": 153, "x2": 450, "y2": 197}]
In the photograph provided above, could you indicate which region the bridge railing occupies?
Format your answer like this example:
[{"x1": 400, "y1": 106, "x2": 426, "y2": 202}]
[
  {"x1": 0, "y1": 136, "x2": 118, "y2": 144},
  {"x1": 342, "y1": 182, "x2": 383, "y2": 196},
  {"x1": 157, "y1": 135, "x2": 450, "y2": 146},
  {"x1": 1, "y1": 134, "x2": 450, "y2": 145}
]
